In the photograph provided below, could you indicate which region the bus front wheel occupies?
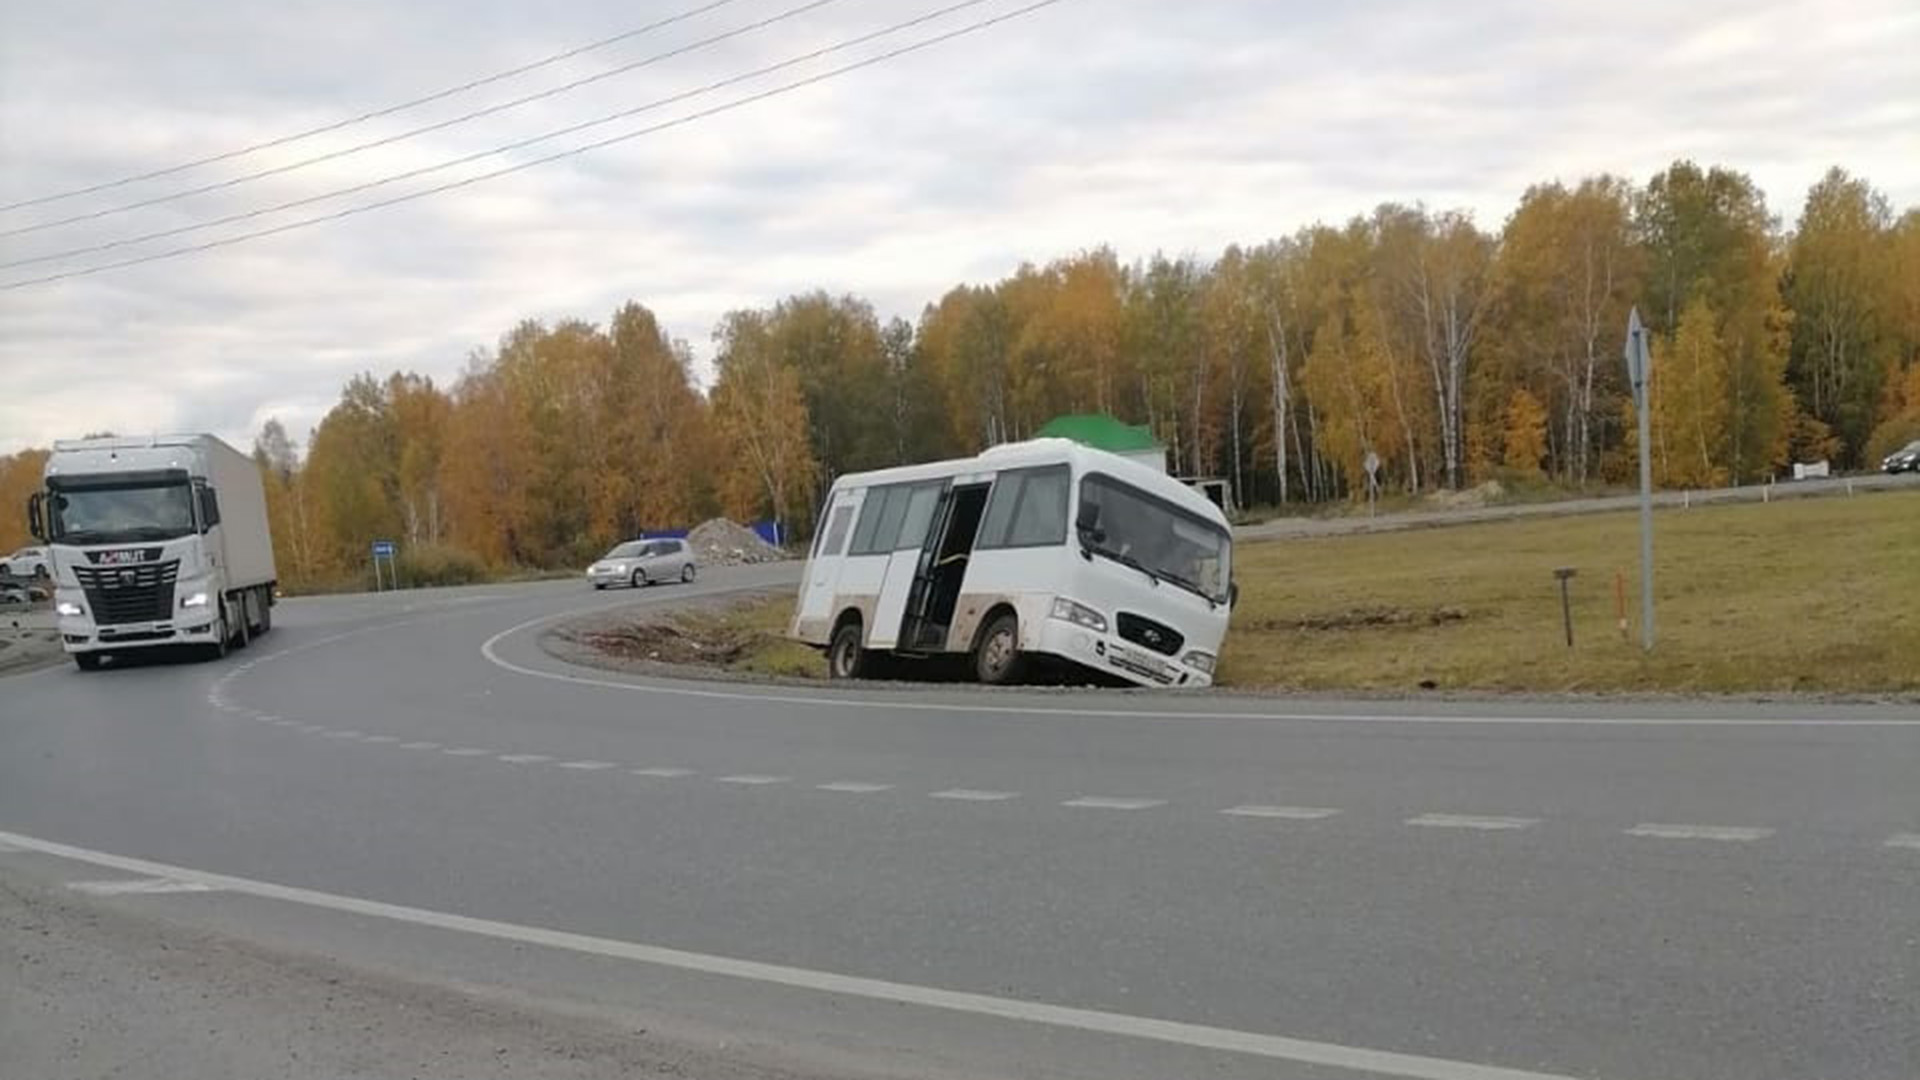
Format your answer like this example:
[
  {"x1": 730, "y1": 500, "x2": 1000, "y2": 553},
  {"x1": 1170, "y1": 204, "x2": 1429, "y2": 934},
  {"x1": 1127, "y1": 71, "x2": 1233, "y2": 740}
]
[
  {"x1": 973, "y1": 612, "x2": 1026, "y2": 686},
  {"x1": 828, "y1": 621, "x2": 870, "y2": 679}
]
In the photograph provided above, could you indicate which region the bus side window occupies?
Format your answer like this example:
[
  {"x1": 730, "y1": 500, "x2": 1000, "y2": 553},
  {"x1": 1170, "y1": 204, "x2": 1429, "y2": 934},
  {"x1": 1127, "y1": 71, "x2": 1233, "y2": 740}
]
[{"x1": 819, "y1": 504, "x2": 856, "y2": 557}]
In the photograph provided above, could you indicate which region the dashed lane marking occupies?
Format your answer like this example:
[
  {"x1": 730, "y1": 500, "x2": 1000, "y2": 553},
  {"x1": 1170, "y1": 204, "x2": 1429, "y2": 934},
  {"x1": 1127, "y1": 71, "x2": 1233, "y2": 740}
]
[
  {"x1": 631, "y1": 767, "x2": 694, "y2": 778},
  {"x1": 442, "y1": 747, "x2": 491, "y2": 756},
  {"x1": 1406, "y1": 814, "x2": 1541, "y2": 832},
  {"x1": 323, "y1": 730, "x2": 364, "y2": 739},
  {"x1": 361, "y1": 735, "x2": 399, "y2": 743},
  {"x1": 1221, "y1": 805, "x2": 1342, "y2": 820},
  {"x1": 498, "y1": 754, "x2": 554, "y2": 764},
  {"x1": 816, "y1": 782, "x2": 895, "y2": 793},
  {"x1": 1886, "y1": 833, "x2": 1920, "y2": 850},
  {"x1": 399, "y1": 741, "x2": 441, "y2": 750},
  {"x1": 555, "y1": 760, "x2": 619, "y2": 771},
  {"x1": 715, "y1": 774, "x2": 790, "y2": 785},
  {"x1": 1625, "y1": 823, "x2": 1773, "y2": 842},
  {"x1": 2, "y1": 828, "x2": 1587, "y2": 1080},
  {"x1": 69, "y1": 877, "x2": 217, "y2": 896},
  {"x1": 930, "y1": 789, "x2": 1019, "y2": 802},
  {"x1": 1062, "y1": 797, "x2": 1166, "y2": 810}
]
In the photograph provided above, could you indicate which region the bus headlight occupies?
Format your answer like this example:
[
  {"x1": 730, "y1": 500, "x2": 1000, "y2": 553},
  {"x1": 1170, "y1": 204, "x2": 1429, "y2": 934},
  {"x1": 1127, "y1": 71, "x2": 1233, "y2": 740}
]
[
  {"x1": 1049, "y1": 598, "x2": 1108, "y2": 633},
  {"x1": 56, "y1": 600, "x2": 85, "y2": 617},
  {"x1": 1182, "y1": 650, "x2": 1217, "y2": 674}
]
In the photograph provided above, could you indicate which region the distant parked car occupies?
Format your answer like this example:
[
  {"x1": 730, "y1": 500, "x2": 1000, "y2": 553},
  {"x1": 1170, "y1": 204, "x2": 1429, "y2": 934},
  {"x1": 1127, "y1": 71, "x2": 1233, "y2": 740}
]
[
  {"x1": 1882, "y1": 440, "x2": 1920, "y2": 474},
  {"x1": 586, "y1": 538, "x2": 697, "y2": 589},
  {"x1": 0, "y1": 546, "x2": 49, "y2": 579}
]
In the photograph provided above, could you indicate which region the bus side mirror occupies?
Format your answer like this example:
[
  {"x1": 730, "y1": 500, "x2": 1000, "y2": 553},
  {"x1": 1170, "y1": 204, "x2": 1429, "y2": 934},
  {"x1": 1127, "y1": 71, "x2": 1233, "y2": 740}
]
[
  {"x1": 27, "y1": 492, "x2": 45, "y2": 542},
  {"x1": 1075, "y1": 503, "x2": 1104, "y2": 545}
]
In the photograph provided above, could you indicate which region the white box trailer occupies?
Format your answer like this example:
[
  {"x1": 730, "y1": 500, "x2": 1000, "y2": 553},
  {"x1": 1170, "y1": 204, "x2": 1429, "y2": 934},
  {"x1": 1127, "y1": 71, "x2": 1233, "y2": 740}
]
[
  {"x1": 791, "y1": 438, "x2": 1235, "y2": 688},
  {"x1": 29, "y1": 434, "x2": 277, "y2": 669}
]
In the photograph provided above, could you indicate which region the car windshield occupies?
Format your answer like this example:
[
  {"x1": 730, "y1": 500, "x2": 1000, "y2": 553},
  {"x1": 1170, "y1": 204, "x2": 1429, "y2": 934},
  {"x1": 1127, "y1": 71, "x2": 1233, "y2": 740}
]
[
  {"x1": 1077, "y1": 474, "x2": 1231, "y2": 603},
  {"x1": 49, "y1": 483, "x2": 195, "y2": 544},
  {"x1": 605, "y1": 542, "x2": 649, "y2": 559}
]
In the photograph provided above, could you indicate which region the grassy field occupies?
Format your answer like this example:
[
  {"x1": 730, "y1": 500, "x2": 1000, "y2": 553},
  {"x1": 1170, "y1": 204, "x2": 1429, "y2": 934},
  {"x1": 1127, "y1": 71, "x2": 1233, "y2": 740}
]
[
  {"x1": 1221, "y1": 488, "x2": 1918, "y2": 693},
  {"x1": 609, "y1": 489, "x2": 1919, "y2": 694}
]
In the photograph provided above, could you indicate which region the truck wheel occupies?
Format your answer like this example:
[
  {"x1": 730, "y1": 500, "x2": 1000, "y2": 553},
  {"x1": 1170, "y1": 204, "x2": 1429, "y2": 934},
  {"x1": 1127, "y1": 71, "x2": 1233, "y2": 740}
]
[
  {"x1": 74, "y1": 653, "x2": 102, "y2": 672},
  {"x1": 973, "y1": 612, "x2": 1026, "y2": 685},
  {"x1": 255, "y1": 589, "x2": 272, "y2": 635},
  {"x1": 828, "y1": 621, "x2": 870, "y2": 679},
  {"x1": 207, "y1": 614, "x2": 229, "y2": 661},
  {"x1": 235, "y1": 597, "x2": 252, "y2": 649}
]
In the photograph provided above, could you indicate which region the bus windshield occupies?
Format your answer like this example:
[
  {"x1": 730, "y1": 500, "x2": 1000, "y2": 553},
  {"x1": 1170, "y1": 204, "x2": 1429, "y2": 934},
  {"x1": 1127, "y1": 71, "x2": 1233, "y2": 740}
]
[{"x1": 1077, "y1": 474, "x2": 1231, "y2": 603}]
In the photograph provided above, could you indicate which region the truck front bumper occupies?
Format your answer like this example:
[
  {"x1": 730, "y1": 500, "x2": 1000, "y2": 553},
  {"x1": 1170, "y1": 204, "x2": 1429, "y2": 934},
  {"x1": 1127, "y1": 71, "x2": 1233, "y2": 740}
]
[{"x1": 60, "y1": 615, "x2": 219, "y2": 652}]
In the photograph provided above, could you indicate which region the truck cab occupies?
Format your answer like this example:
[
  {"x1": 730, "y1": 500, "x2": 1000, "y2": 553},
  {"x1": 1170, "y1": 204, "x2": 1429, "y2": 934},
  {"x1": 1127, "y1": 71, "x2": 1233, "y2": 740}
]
[{"x1": 29, "y1": 435, "x2": 277, "y2": 669}]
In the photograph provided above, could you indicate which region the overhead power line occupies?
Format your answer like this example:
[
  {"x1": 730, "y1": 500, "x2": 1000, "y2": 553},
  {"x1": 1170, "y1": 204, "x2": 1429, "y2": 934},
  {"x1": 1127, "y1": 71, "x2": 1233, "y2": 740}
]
[
  {"x1": 0, "y1": 0, "x2": 746, "y2": 214},
  {"x1": 0, "y1": 0, "x2": 849, "y2": 241},
  {"x1": 1, "y1": 0, "x2": 1005, "y2": 274},
  {"x1": 0, "y1": 0, "x2": 1067, "y2": 292}
]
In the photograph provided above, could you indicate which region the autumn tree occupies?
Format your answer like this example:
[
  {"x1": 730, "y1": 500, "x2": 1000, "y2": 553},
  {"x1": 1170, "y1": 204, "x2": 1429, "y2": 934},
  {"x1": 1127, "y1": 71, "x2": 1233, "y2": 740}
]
[
  {"x1": 1784, "y1": 168, "x2": 1898, "y2": 462},
  {"x1": 710, "y1": 310, "x2": 821, "y2": 533},
  {"x1": 1500, "y1": 388, "x2": 1549, "y2": 474},
  {"x1": 1648, "y1": 296, "x2": 1732, "y2": 488},
  {"x1": 0, "y1": 449, "x2": 50, "y2": 552}
]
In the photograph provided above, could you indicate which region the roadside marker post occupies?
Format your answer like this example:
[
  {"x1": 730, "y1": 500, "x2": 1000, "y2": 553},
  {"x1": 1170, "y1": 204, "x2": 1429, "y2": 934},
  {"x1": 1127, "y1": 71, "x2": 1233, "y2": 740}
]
[
  {"x1": 371, "y1": 539, "x2": 397, "y2": 591},
  {"x1": 1624, "y1": 307, "x2": 1655, "y2": 652},
  {"x1": 1554, "y1": 568, "x2": 1577, "y2": 648}
]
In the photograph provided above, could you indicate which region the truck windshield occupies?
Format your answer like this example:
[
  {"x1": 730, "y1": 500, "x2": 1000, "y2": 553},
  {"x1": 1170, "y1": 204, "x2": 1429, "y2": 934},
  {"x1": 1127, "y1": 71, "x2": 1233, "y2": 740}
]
[
  {"x1": 49, "y1": 483, "x2": 195, "y2": 544},
  {"x1": 1078, "y1": 474, "x2": 1232, "y2": 603}
]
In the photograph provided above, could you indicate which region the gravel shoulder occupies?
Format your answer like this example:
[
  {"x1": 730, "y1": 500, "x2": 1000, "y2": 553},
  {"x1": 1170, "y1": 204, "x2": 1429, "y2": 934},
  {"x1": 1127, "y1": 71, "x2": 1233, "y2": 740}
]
[{"x1": 0, "y1": 602, "x2": 64, "y2": 677}]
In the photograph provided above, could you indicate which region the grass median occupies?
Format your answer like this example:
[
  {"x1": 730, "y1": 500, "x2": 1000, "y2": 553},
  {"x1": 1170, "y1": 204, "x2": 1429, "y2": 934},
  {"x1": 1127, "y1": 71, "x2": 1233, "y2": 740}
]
[{"x1": 578, "y1": 488, "x2": 1918, "y2": 695}]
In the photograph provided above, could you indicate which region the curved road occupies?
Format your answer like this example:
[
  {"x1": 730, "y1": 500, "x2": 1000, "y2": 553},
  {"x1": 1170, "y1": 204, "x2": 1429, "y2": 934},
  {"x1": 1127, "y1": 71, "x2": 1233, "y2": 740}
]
[{"x1": 2, "y1": 566, "x2": 1916, "y2": 1080}]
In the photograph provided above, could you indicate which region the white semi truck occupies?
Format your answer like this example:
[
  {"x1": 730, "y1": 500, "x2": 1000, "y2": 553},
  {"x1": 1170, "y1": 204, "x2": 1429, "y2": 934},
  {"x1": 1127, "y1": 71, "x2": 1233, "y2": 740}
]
[{"x1": 28, "y1": 434, "x2": 277, "y2": 670}]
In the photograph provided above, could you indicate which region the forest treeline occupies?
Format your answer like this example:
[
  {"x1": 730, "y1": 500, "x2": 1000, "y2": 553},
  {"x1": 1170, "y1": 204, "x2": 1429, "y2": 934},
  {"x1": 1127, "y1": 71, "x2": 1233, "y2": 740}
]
[{"x1": 3, "y1": 161, "x2": 1917, "y2": 586}]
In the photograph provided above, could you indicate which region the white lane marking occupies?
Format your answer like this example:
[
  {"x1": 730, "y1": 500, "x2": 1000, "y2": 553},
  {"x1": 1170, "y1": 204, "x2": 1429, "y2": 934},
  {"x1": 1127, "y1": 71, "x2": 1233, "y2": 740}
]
[
  {"x1": 259, "y1": 715, "x2": 282, "y2": 723},
  {"x1": 398, "y1": 741, "x2": 441, "y2": 750},
  {"x1": 1886, "y1": 833, "x2": 1920, "y2": 850},
  {"x1": 715, "y1": 774, "x2": 790, "y2": 785},
  {"x1": 555, "y1": 760, "x2": 618, "y2": 771},
  {"x1": 361, "y1": 735, "x2": 399, "y2": 744},
  {"x1": 1406, "y1": 814, "x2": 1540, "y2": 832},
  {"x1": 498, "y1": 754, "x2": 554, "y2": 764},
  {"x1": 442, "y1": 747, "x2": 491, "y2": 756},
  {"x1": 69, "y1": 877, "x2": 216, "y2": 896},
  {"x1": 930, "y1": 789, "x2": 1019, "y2": 802},
  {"x1": 1625, "y1": 823, "x2": 1773, "y2": 842},
  {"x1": 1221, "y1": 805, "x2": 1342, "y2": 820},
  {"x1": 297, "y1": 724, "x2": 327, "y2": 734},
  {"x1": 478, "y1": 609, "x2": 1920, "y2": 727},
  {"x1": 1062, "y1": 797, "x2": 1166, "y2": 810},
  {"x1": 0, "y1": 828, "x2": 1582, "y2": 1080},
  {"x1": 816, "y1": 782, "x2": 894, "y2": 793},
  {"x1": 631, "y1": 767, "x2": 693, "y2": 778},
  {"x1": 0, "y1": 839, "x2": 22, "y2": 853}
]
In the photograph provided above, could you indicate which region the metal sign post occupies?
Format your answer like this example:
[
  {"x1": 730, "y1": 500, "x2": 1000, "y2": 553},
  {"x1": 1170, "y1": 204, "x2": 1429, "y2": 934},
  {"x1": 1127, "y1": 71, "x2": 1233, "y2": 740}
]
[
  {"x1": 1362, "y1": 449, "x2": 1382, "y2": 517},
  {"x1": 1624, "y1": 308, "x2": 1655, "y2": 651},
  {"x1": 371, "y1": 540, "x2": 397, "y2": 592}
]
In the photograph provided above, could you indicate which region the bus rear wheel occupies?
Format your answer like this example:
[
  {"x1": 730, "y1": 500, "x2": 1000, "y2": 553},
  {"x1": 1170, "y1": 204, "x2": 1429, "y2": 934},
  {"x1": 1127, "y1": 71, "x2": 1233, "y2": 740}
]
[{"x1": 973, "y1": 612, "x2": 1026, "y2": 686}]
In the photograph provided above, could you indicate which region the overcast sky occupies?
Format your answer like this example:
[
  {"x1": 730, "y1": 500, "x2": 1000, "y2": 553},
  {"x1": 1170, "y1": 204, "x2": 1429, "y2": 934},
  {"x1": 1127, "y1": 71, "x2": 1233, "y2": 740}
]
[{"x1": 1, "y1": 0, "x2": 1915, "y2": 455}]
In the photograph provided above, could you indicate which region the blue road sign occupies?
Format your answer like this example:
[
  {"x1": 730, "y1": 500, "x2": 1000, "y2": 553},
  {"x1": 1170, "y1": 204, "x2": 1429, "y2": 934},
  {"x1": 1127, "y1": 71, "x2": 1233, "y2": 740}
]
[{"x1": 371, "y1": 540, "x2": 396, "y2": 558}]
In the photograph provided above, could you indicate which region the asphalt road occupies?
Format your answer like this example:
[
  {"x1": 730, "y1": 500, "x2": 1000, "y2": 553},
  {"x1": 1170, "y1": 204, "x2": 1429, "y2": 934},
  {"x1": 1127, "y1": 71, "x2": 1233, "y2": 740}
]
[{"x1": 2, "y1": 568, "x2": 1916, "y2": 1080}]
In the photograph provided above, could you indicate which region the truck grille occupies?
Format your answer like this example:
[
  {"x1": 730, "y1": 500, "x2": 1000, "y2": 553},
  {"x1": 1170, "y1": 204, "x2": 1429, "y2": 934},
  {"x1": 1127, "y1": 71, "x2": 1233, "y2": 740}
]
[
  {"x1": 73, "y1": 560, "x2": 180, "y2": 625},
  {"x1": 1116, "y1": 612, "x2": 1183, "y2": 656}
]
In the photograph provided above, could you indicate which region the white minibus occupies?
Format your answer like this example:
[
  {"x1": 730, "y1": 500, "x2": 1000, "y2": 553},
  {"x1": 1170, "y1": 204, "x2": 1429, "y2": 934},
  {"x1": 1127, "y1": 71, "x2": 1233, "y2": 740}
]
[{"x1": 790, "y1": 438, "x2": 1234, "y2": 687}]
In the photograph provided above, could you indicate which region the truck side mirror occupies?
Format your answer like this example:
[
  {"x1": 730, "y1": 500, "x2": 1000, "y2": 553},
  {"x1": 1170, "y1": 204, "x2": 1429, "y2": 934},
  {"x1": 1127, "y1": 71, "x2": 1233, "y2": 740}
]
[{"x1": 27, "y1": 492, "x2": 45, "y2": 542}]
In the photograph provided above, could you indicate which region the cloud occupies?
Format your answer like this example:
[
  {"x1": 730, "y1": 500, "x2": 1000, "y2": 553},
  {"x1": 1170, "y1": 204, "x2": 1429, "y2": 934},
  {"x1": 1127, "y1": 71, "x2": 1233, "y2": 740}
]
[{"x1": 2, "y1": 0, "x2": 1916, "y2": 454}]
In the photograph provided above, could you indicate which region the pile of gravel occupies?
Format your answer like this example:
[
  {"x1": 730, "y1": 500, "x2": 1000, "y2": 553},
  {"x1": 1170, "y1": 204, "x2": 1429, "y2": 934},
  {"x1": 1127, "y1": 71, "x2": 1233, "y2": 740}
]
[{"x1": 687, "y1": 518, "x2": 785, "y2": 565}]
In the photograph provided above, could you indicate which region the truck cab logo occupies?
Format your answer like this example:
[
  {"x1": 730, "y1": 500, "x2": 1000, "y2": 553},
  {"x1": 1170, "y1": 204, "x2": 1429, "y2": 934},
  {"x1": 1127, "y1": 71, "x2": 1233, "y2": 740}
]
[
  {"x1": 97, "y1": 549, "x2": 149, "y2": 565},
  {"x1": 118, "y1": 570, "x2": 139, "y2": 585}
]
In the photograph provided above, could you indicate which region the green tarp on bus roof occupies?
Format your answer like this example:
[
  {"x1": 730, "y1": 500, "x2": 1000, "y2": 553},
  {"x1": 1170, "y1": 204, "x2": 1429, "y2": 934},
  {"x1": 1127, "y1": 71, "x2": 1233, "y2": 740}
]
[{"x1": 1034, "y1": 414, "x2": 1161, "y2": 454}]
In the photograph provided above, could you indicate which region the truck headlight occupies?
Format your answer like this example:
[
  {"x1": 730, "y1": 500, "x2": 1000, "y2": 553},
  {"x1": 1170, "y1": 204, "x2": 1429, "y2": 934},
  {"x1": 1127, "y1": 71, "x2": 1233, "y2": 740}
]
[
  {"x1": 56, "y1": 600, "x2": 84, "y2": 617},
  {"x1": 1182, "y1": 650, "x2": 1217, "y2": 674},
  {"x1": 181, "y1": 591, "x2": 209, "y2": 608},
  {"x1": 1049, "y1": 597, "x2": 1107, "y2": 633}
]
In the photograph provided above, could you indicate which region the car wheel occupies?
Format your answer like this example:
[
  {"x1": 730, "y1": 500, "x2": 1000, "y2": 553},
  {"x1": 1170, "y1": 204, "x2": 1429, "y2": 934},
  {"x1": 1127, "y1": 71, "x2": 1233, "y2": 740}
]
[
  {"x1": 828, "y1": 621, "x2": 869, "y2": 679},
  {"x1": 74, "y1": 653, "x2": 103, "y2": 671},
  {"x1": 973, "y1": 612, "x2": 1026, "y2": 686},
  {"x1": 681, "y1": 563, "x2": 695, "y2": 583},
  {"x1": 33, "y1": 564, "x2": 49, "y2": 580},
  {"x1": 630, "y1": 569, "x2": 648, "y2": 589},
  {"x1": 592, "y1": 582, "x2": 605, "y2": 590}
]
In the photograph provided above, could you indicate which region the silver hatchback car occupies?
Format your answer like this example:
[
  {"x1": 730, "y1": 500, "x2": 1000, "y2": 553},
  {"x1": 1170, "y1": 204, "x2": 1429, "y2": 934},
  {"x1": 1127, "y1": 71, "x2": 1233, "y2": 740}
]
[{"x1": 586, "y1": 538, "x2": 697, "y2": 589}]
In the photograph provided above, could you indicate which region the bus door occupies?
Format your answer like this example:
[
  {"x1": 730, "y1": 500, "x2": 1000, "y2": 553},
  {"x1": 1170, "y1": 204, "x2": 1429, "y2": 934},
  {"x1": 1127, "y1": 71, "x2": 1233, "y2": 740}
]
[{"x1": 898, "y1": 481, "x2": 992, "y2": 652}]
